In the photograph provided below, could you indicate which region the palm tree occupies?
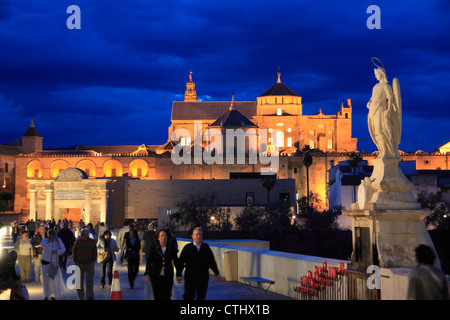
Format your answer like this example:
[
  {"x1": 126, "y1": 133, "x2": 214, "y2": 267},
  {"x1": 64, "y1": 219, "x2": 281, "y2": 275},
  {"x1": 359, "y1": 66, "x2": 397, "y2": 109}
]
[
  {"x1": 348, "y1": 152, "x2": 363, "y2": 203},
  {"x1": 260, "y1": 174, "x2": 277, "y2": 206},
  {"x1": 302, "y1": 146, "x2": 313, "y2": 212}
]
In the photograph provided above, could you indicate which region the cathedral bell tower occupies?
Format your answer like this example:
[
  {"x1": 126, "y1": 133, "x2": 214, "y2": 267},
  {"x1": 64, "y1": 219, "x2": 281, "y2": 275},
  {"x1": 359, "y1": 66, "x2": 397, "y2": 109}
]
[
  {"x1": 184, "y1": 71, "x2": 198, "y2": 102},
  {"x1": 21, "y1": 117, "x2": 43, "y2": 154}
]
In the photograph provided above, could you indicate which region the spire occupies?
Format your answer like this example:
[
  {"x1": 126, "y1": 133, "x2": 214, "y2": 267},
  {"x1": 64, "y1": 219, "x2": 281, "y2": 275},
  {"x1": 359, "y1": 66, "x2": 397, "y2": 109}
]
[
  {"x1": 184, "y1": 70, "x2": 198, "y2": 102},
  {"x1": 229, "y1": 92, "x2": 235, "y2": 110},
  {"x1": 23, "y1": 116, "x2": 41, "y2": 137},
  {"x1": 277, "y1": 66, "x2": 281, "y2": 83}
]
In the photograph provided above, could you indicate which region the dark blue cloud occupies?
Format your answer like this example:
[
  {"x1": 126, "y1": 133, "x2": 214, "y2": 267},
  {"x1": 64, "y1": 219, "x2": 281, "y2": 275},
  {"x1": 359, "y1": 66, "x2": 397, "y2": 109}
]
[{"x1": 0, "y1": 0, "x2": 449, "y2": 152}]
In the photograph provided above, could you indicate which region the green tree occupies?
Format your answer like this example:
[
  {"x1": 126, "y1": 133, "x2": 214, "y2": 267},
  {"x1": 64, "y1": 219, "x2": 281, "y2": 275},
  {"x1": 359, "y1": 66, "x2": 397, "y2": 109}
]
[
  {"x1": 348, "y1": 152, "x2": 363, "y2": 203},
  {"x1": 234, "y1": 206, "x2": 265, "y2": 233},
  {"x1": 0, "y1": 201, "x2": 8, "y2": 212},
  {"x1": 297, "y1": 192, "x2": 320, "y2": 215},
  {"x1": 302, "y1": 146, "x2": 313, "y2": 213},
  {"x1": 417, "y1": 191, "x2": 450, "y2": 230},
  {"x1": 259, "y1": 201, "x2": 297, "y2": 251},
  {"x1": 260, "y1": 174, "x2": 277, "y2": 206},
  {"x1": 169, "y1": 193, "x2": 232, "y2": 232},
  {"x1": 210, "y1": 207, "x2": 233, "y2": 232},
  {"x1": 0, "y1": 192, "x2": 12, "y2": 212}
]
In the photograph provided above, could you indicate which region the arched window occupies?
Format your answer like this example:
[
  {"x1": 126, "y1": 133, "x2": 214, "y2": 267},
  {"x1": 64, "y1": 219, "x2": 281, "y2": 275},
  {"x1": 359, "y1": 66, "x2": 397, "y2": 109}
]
[
  {"x1": 27, "y1": 160, "x2": 43, "y2": 178},
  {"x1": 130, "y1": 159, "x2": 149, "y2": 178},
  {"x1": 103, "y1": 159, "x2": 123, "y2": 177},
  {"x1": 277, "y1": 108, "x2": 282, "y2": 116},
  {"x1": 76, "y1": 159, "x2": 97, "y2": 177},
  {"x1": 51, "y1": 160, "x2": 70, "y2": 178},
  {"x1": 276, "y1": 131, "x2": 284, "y2": 147}
]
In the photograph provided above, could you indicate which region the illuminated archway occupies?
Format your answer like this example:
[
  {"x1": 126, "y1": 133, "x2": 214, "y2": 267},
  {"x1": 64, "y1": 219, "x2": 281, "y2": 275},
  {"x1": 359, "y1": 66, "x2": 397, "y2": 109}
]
[
  {"x1": 76, "y1": 159, "x2": 97, "y2": 178},
  {"x1": 103, "y1": 159, "x2": 123, "y2": 177},
  {"x1": 27, "y1": 160, "x2": 43, "y2": 178},
  {"x1": 129, "y1": 159, "x2": 149, "y2": 178},
  {"x1": 50, "y1": 160, "x2": 70, "y2": 178}
]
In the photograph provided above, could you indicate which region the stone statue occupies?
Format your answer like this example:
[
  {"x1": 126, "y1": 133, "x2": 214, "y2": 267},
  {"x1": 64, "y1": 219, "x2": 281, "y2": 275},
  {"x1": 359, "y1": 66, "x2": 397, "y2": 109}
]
[
  {"x1": 367, "y1": 58, "x2": 402, "y2": 159},
  {"x1": 344, "y1": 59, "x2": 440, "y2": 271},
  {"x1": 356, "y1": 58, "x2": 414, "y2": 210}
]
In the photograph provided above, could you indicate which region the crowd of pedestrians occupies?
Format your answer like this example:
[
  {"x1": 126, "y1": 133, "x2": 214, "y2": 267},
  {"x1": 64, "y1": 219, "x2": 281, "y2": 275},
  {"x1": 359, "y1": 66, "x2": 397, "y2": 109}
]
[
  {"x1": 3, "y1": 219, "x2": 222, "y2": 300},
  {"x1": 3, "y1": 218, "x2": 449, "y2": 301}
]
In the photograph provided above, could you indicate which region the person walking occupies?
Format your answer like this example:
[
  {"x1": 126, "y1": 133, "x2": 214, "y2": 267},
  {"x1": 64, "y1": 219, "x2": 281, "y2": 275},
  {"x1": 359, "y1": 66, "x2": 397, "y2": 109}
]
[
  {"x1": 142, "y1": 223, "x2": 156, "y2": 263},
  {"x1": 14, "y1": 230, "x2": 35, "y2": 283},
  {"x1": 136, "y1": 223, "x2": 145, "y2": 264},
  {"x1": 41, "y1": 229, "x2": 66, "y2": 300},
  {"x1": 177, "y1": 227, "x2": 222, "y2": 300},
  {"x1": 73, "y1": 229, "x2": 97, "y2": 300},
  {"x1": 87, "y1": 223, "x2": 97, "y2": 239},
  {"x1": 11, "y1": 221, "x2": 20, "y2": 244},
  {"x1": 145, "y1": 229, "x2": 181, "y2": 300},
  {"x1": 124, "y1": 229, "x2": 140, "y2": 289},
  {"x1": 117, "y1": 221, "x2": 130, "y2": 251},
  {"x1": 96, "y1": 230, "x2": 119, "y2": 289},
  {"x1": 27, "y1": 219, "x2": 37, "y2": 238},
  {"x1": 32, "y1": 225, "x2": 47, "y2": 282},
  {"x1": 77, "y1": 219, "x2": 85, "y2": 232},
  {"x1": 407, "y1": 244, "x2": 449, "y2": 300},
  {"x1": 98, "y1": 222, "x2": 107, "y2": 237},
  {"x1": 0, "y1": 248, "x2": 28, "y2": 300},
  {"x1": 57, "y1": 222, "x2": 75, "y2": 271}
]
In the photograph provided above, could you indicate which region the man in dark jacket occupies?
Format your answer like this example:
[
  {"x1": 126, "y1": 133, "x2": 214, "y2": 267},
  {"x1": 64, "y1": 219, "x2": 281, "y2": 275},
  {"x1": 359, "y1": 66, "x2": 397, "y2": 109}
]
[
  {"x1": 73, "y1": 229, "x2": 97, "y2": 300},
  {"x1": 177, "y1": 227, "x2": 222, "y2": 300},
  {"x1": 57, "y1": 222, "x2": 75, "y2": 271},
  {"x1": 141, "y1": 223, "x2": 156, "y2": 262}
]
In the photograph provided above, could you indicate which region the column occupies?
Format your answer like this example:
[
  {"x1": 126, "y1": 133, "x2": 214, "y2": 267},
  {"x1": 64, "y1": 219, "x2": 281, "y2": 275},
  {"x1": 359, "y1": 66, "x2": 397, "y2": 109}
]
[
  {"x1": 100, "y1": 189, "x2": 107, "y2": 224},
  {"x1": 45, "y1": 190, "x2": 53, "y2": 221},
  {"x1": 84, "y1": 190, "x2": 91, "y2": 224},
  {"x1": 29, "y1": 189, "x2": 37, "y2": 221}
]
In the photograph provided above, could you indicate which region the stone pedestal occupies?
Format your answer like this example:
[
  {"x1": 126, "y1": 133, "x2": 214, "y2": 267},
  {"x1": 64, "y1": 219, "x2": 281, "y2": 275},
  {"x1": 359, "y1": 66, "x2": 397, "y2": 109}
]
[
  {"x1": 344, "y1": 208, "x2": 439, "y2": 269},
  {"x1": 344, "y1": 157, "x2": 440, "y2": 270},
  {"x1": 362, "y1": 158, "x2": 420, "y2": 210}
]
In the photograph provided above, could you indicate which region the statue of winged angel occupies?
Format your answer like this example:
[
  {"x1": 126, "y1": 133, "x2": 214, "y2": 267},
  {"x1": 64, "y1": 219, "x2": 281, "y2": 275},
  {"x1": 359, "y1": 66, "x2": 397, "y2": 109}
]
[{"x1": 367, "y1": 58, "x2": 402, "y2": 159}]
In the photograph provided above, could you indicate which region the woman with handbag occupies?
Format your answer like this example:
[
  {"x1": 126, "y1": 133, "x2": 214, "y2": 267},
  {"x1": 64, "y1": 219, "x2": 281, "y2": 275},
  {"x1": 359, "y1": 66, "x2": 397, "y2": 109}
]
[
  {"x1": 40, "y1": 229, "x2": 66, "y2": 300},
  {"x1": 96, "y1": 230, "x2": 119, "y2": 289},
  {"x1": 124, "y1": 229, "x2": 141, "y2": 289}
]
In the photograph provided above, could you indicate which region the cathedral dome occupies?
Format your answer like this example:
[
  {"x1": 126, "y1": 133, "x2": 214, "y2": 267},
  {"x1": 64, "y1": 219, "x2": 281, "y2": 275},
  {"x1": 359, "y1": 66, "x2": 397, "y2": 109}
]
[{"x1": 259, "y1": 72, "x2": 299, "y2": 97}]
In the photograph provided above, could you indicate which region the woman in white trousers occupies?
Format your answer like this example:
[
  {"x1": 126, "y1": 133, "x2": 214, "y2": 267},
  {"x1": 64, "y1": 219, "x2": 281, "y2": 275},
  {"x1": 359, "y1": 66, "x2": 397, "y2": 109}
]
[{"x1": 40, "y1": 229, "x2": 66, "y2": 300}]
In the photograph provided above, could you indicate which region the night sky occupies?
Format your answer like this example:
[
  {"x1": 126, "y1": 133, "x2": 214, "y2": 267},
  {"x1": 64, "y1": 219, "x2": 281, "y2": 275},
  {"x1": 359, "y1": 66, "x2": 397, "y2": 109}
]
[{"x1": 0, "y1": 0, "x2": 449, "y2": 152}]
